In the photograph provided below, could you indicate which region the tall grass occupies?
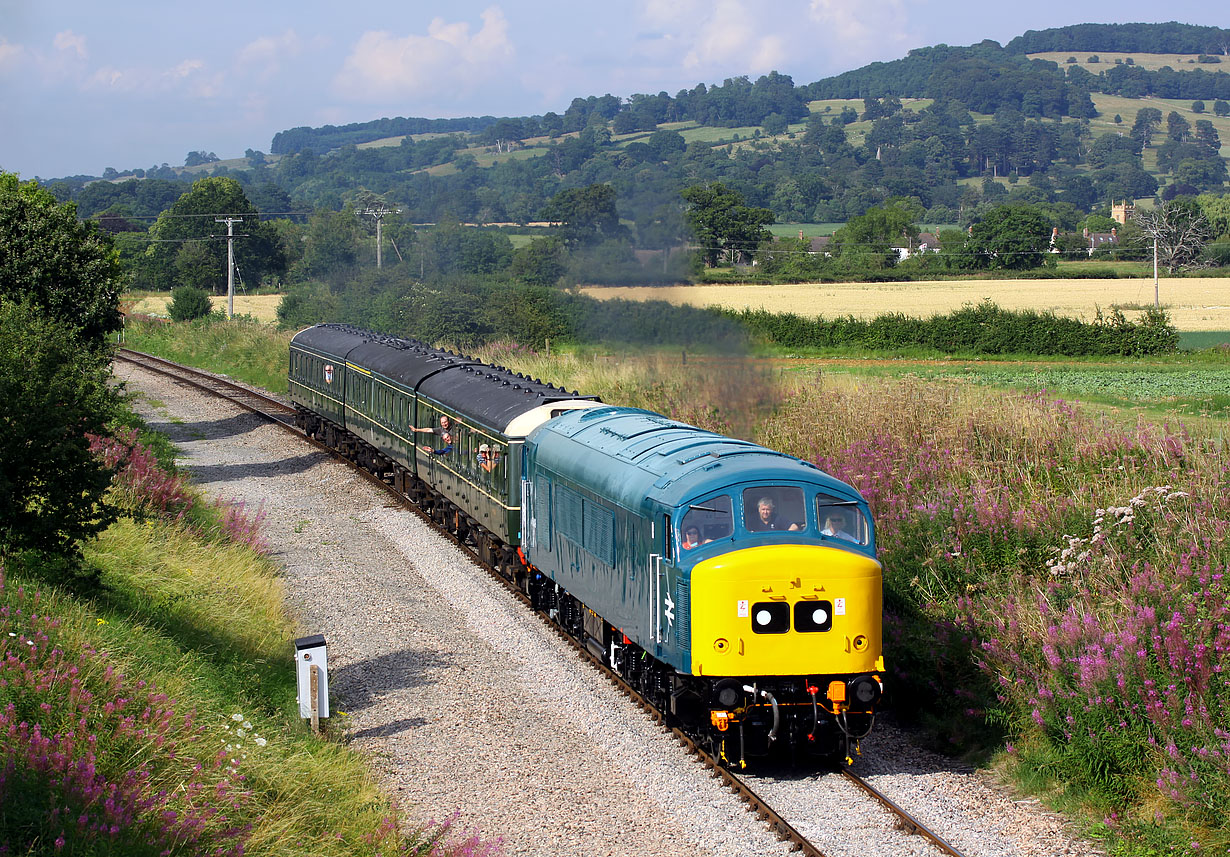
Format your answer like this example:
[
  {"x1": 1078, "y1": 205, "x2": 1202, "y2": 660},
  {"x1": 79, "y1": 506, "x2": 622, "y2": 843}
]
[
  {"x1": 2, "y1": 424, "x2": 500, "y2": 855},
  {"x1": 122, "y1": 317, "x2": 292, "y2": 394},
  {"x1": 762, "y1": 372, "x2": 1230, "y2": 853},
  {"x1": 472, "y1": 342, "x2": 779, "y2": 439}
]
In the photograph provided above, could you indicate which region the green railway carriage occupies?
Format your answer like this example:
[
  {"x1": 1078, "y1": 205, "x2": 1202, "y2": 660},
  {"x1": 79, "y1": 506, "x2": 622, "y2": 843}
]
[{"x1": 288, "y1": 324, "x2": 598, "y2": 547}]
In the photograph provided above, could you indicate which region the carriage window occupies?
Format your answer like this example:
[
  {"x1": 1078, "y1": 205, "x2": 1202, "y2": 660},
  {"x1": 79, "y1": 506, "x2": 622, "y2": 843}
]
[
  {"x1": 680, "y1": 495, "x2": 733, "y2": 549},
  {"x1": 743, "y1": 487, "x2": 807, "y2": 533},
  {"x1": 816, "y1": 496, "x2": 868, "y2": 545}
]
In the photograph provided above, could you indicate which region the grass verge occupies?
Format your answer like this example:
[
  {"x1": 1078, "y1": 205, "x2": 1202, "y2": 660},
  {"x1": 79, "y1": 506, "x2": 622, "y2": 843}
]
[{"x1": 1, "y1": 413, "x2": 499, "y2": 856}]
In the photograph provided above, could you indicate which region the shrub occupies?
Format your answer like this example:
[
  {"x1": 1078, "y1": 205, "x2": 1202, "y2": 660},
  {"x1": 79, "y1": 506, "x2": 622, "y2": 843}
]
[{"x1": 168, "y1": 286, "x2": 214, "y2": 322}]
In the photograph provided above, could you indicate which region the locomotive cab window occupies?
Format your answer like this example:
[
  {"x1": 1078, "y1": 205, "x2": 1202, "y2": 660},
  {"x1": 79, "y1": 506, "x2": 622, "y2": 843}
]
[
  {"x1": 743, "y1": 487, "x2": 806, "y2": 533},
  {"x1": 679, "y1": 495, "x2": 732, "y2": 550},
  {"x1": 816, "y1": 495, "x2": 868, "y2": 545}
]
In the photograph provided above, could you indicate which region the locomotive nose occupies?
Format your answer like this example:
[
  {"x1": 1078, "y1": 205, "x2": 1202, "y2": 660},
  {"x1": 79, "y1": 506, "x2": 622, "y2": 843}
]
[{"x1": 687, "y1": 543, "x2": 882, "y2": 678}]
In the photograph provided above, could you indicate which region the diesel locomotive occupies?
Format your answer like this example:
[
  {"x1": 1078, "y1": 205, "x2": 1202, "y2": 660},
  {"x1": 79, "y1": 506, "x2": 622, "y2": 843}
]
[{"x1": 289, "y1": 323, "x2": 883, "y2": 766}]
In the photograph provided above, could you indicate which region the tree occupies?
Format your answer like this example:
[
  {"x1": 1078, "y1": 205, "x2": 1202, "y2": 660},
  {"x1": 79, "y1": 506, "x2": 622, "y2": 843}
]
[
  {"x1": 0, "y1": 172, "x2": 125, "y2": 347},
  {"x1": 0, "y1": 299, "x2": 119, "y2": 558},
  {"x1": 1192, "y1": 100, "x2": 1206, "y2": 114},
  {"x1": 1134, "y1": 199, "x2": 1214, "y2": 273},
  {"x1": 538, "y1": 184, "x2": 626, "y2": 247},
  {"x1": 147, "y1": 177, "x2": 287, "y2": 292},
  {"x1": 1214, "y1": 100, "x2": 1230, "y2": 117},
  {"x1": 830, "y1": 199, "x2": 922, "y2": 268},
  {"x1": 1130, "y1": 107, "x2": 1163, "y2": 147},
  {"x1": 965, "y1": 204, "x2": 1052, "y2": 270},
  {"x1": 681, "y1": 183, "x2": 774, "y2": 266},
  {"x1": 510, "y1": 237, "x2": 567, "y2": 287},
  {"x1": 294, "y1": 209, "x2": 364, "y2": 285},
  {"x1": 1166, "y1": 111, "x2": 1191, "y2": 142},
  {"x1": 1196, "y1": 192, "x2": 1230, "y2": 239}
]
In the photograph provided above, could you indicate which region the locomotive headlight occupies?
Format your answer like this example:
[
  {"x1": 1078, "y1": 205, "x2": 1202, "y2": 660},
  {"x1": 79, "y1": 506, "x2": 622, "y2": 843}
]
[
  {"x1": 812, "y1": 608, "x2": 829, "y2": 626},
  {"x1": 715, "y1": 678, "x2": 743, "y2": 708},
  {"x1": 848, "y1": 675, "x2": 882, "y2": 708},
  {"x1": 755, "y1": 609, "x2": 773, "y2": 626}
]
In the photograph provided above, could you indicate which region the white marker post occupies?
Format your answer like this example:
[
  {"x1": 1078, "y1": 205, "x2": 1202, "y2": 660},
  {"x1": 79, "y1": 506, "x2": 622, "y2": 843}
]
[{"x1": 294, "y1": 635, "x2": 329, "y2": 734}]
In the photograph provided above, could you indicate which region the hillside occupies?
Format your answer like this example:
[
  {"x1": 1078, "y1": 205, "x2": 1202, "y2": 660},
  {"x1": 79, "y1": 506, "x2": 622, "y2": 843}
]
[{"x1": 50, "y1": 22, "x2": 1229, "y2": 239}]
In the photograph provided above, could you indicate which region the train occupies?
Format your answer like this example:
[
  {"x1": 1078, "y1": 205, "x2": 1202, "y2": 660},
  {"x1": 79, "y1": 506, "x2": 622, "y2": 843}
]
[{"x1": 288, "y1": 323, "x2": 883, "y2": 766}]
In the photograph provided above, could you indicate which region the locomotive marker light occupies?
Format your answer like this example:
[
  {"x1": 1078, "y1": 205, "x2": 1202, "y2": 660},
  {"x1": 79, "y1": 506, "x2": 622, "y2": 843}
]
[{"x1": 294, "y1": 635, "x2": 330, "y2": 733}]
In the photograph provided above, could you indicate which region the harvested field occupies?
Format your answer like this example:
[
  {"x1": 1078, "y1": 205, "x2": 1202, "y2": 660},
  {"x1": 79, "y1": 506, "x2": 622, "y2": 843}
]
[
  {"x1": 580, "y1": 278, "x2": 1230, "y2": 331},
  {"x1": 126, "y1": 293, "x2": 283, "y2": 323}
]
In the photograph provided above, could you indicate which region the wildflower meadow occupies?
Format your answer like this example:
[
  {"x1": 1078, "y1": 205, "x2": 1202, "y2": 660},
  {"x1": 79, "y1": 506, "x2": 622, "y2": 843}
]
[
  {"x1": 763, "y1": 374, "x2": 1230, "y2": 852},
  {"x1": 2, "y1": 422, "x2": 502, "y2": 856}
]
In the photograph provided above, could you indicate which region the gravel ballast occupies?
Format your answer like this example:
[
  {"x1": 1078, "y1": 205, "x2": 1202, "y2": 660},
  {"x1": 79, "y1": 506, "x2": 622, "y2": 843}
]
[{"x1": 116, "y1": 362, "x2": 1101, "y2": 857}]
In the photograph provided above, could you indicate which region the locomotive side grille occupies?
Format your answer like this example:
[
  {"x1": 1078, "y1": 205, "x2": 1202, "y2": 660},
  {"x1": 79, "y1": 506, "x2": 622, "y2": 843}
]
[
  {"x1": 557, "y1": 484, "x2": 583, "y2": 544},
  {"x1": 583, "y1": 501, "x2": 615, "y2": 566},
  {"x1": 675, "y1": 580, "x2": 691, "y2": 652}
]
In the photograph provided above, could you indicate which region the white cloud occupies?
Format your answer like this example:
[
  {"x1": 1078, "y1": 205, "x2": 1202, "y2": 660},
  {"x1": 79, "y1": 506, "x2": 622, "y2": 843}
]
[
  {"x1": 808, "y1": 0, "x2": 912, "y2": 62},
  {"x1": 332, "y1": 6, "x2": 514, "y2": 101},
  {"x1": 52, "y1": 30, "x2": 87, "y2": 60},
  {"x1": 0, "y1": 37, "x2": 26, "y2": 75},
  {"x1": 238, "y1": 30, "x2": 303, "y2": 78},
  {"x1": 84, "y1": 56, "x2": 218, "y2": 97},
  {"x1": 634, "y1": 0, "x2": 796, "y2": 77}
]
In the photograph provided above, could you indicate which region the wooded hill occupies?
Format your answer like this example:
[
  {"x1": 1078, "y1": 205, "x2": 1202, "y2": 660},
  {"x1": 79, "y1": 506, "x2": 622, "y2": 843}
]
[{"x1": 52, "y1": 22, "x2": 1230, "y2": 239}]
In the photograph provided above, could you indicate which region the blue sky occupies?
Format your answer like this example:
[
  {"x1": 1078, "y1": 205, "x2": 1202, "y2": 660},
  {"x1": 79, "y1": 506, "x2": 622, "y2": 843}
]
[{"x1": 1, "y1": 1, "x2": 1223, "y2": 179}]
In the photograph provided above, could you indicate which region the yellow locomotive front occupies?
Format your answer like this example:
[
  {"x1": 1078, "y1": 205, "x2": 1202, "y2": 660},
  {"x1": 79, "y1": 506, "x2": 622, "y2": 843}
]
[{"x1": 675, "y1": 487, "x2": 884, "y2": 765}]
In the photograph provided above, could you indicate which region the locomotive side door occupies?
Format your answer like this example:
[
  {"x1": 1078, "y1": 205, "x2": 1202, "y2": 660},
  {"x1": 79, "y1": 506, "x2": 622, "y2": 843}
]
[{"x1": 648, "y1": 513, "x2": 678, "y2": 657}]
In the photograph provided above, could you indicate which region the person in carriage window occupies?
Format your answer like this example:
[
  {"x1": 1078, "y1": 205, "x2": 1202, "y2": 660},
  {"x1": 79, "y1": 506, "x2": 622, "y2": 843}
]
[
  {"x1": 477, "y1": 443, "x2": 500, "y2": 472},
  {"x1": 821, "y1": 510, "x2": 854, "y2": 541},
  {"x1": 415, "y1": 414, "x2": 454, "y2": 455}
]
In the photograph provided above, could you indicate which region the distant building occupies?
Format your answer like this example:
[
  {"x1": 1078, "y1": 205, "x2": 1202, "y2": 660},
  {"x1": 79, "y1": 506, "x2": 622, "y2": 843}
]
[{"x1": 1111, "y1": 200, "x2": 1135, "y2": 224}]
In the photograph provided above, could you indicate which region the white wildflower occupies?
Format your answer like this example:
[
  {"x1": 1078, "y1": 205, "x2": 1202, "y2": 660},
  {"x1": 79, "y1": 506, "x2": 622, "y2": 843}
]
[
  {"x1": 254, "y1": 737, "x2": 267, "y2": 747},
  {"x1": 231, "y1": 713, "x2": 244, "y2": 722}
]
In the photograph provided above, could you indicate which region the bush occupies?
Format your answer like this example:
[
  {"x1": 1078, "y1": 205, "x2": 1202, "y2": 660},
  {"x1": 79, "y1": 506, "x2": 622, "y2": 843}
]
[
  {"x1": 0, "y1": 299, "x2": 120, "y2": 558},
  {"x1": 168, "y1": 285, "x2": 214, "y2": 321}
]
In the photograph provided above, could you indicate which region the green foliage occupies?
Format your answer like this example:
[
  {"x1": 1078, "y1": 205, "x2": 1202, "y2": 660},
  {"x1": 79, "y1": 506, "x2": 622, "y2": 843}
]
[
  {"x1": 729, "y1": 300, "x2": 1179, "y2": 357},
  {"x1": 417, "y1": 222, "x2": 514, "y2": 278},
  {"x1": 966, "y1": 204, "x2": 1053, "y2": 270},
  {"x1": 0, "y1": 300, "x2": 120, "y2": 558},
  {"x1": 0, "y1": 172, "x2": 124, "y2": 347},
  {"x1": 682, "y1": 182, "x2": 775, "y2": 266},
  {"x1": 146, "y1": 177, "x2": 288, "y2": 292},
  {"x1": 168, "y1": 285, "x2": 214, "y2": 322},
  {"x1": 538, "y1": 183, "x2": 626, "y2": 247}
]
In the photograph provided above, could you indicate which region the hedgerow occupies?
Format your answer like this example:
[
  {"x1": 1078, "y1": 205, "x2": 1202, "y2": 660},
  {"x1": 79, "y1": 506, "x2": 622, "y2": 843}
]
[{"x1": 728, "y1": 300, "x2": 1179, "y2": 356}]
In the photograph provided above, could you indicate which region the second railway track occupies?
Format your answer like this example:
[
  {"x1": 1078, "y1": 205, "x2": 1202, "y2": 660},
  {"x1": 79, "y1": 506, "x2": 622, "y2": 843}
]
[{"x1": 115, "y1": 348, "x2": 980, "y2": 857}]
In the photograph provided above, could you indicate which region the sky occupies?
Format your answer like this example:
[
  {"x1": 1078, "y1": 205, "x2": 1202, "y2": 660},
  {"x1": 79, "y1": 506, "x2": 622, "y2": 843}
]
[{"x1": 1, "y1": 1, "x2": 1224, "y2": 179}]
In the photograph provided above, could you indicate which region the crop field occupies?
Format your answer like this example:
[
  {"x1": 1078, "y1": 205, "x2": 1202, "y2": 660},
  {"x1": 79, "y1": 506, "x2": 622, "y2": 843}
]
[
  {"x1": 126, "y1": 293, "x2": 283, "y2": 323},
  {"x1": 1027, "y1": 50, "x2": 1224, "y2": 72},
  {"x1": 581, "y1": 278, "x2": 1230, "y2": 332}
]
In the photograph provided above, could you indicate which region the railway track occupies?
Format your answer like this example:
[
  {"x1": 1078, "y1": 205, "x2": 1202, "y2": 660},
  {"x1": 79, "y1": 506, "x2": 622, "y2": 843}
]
[{"x1": 115, "y1": 348, "x2": 970, "y2": 857}]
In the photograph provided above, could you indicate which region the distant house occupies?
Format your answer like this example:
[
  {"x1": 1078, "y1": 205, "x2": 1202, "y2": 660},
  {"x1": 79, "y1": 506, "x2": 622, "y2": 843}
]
[
  {"x1": 1085, "y1": 226, "x2": 1119, "y2": 254},
  {"x1": 1111, "y1": 200, "x2": 1135, "y2": 224},
  {"x1": 808, "y1": 236, "x2": 833, "y2": 256},
  {"x1": 890, "y1": 232, "x2": 944, "y2": 260},
  {"x1": 1049, "y1": 226, "x2": 1119, "y2": 255}
]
